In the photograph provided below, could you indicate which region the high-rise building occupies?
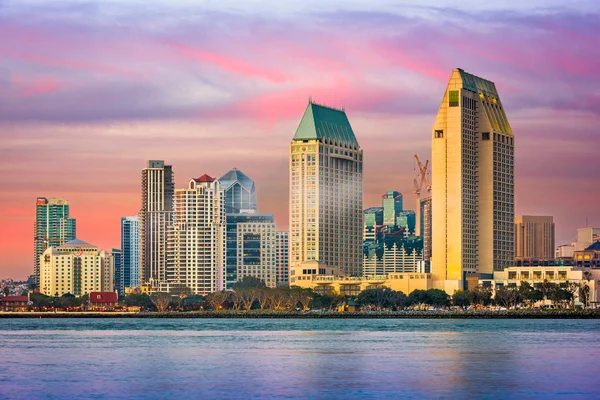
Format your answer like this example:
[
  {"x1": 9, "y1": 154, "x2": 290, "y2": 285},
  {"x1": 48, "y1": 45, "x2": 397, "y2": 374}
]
[
  {"x1": 39, "y1": 239, "x2": 113, "y2": 297},
  {"x1": 219, "y1": 168, "x2": 257, "y2": 213},
  {"x1": 34, "y1": 197, "x2": 76, "y2": 284},
  {"x1": 575, "y1": 227, "x2": 600, "y2": 251},
  {"x1": 139, "y1": 160, "x2": 174, "y2": 286},
  {"x1": 112, "y1": 248, "x2": 123, "y2": 294},
  {"x1": 514, "y1": 215, "x2": 555, "y2": 262},
  {"x1": 120, "y1": 216, "x2": 140, "y2": 294},
  {"x1": 363, "y1": 243, "x2": 422, "y2": 276},
  {"x1": 166, "y1": 175, "x2": 225, "y2": 295},
  {"x1": 275, "y1": 231, "x2": 289, "y2": 286},
  {"x1": 290, "y1": 100, "x2": 363, "y2": 276},
  {"x1": 382, "y1": 191, "x2": 403, "y2": 226},
  {"x1": 418, "y1": 197, "x2": 432, "y2": 265},
  {"x1": 225, "y1": 213, "x2": 276, "y2": 288},
  {"x1": 364, "y1": 207, "x2": 383, "y2": 242},
  {"x1": 432, "y1": 69, "x2": 515, "y2": 291},
  {"x1": 397, "y1": 211, "x2": 416, "y2": 236}
]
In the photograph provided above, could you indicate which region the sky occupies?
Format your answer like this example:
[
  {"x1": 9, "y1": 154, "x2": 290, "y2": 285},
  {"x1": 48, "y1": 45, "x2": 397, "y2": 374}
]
[{"x1": 1, "y1": 0, "x2": 599, "y2": 280}]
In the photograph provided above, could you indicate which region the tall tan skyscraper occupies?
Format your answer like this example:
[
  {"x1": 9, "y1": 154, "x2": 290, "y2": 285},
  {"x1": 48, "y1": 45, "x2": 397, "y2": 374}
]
[
  {"x1": 432, "y1": 69, "x2": 514, "y2": 291},
  {"x1": 166, "y1": 175, "x2": 225, "y2": 295},
  {"x1": 290, "y1": 100, "x2": 363, "y2": 276},
  {"x1": 139, "y1": 160, "x2": 174, "y2": 286},
  {"x1": 514, "y1": 215, "x2": 555, "y2": 261}
]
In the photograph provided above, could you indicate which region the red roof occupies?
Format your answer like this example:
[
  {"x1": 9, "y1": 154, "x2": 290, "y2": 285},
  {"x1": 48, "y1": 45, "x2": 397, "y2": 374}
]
[
  {"x1": 193, "y1": 174, "x2": 215, "y2": 183},
  {"x1": 1, "y1": 296, "x2": 28, "y2": 302},
  {"x1": 89, "y1": 292, "x2": 118, "y2": 304}
]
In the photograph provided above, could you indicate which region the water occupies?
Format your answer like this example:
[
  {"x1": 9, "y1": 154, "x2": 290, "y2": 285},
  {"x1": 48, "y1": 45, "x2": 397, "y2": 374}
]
[{"x1": 0, "y1": 318, "x2": 598, "y2": 399}]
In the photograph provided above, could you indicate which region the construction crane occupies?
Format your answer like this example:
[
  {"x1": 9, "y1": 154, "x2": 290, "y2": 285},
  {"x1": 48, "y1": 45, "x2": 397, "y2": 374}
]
[
  {"x1": 413, "y1": 155, "x2": 431, "y2": 238},
  {"x1": 413, "y1": 155, "x2": 431, "y2": 197}
]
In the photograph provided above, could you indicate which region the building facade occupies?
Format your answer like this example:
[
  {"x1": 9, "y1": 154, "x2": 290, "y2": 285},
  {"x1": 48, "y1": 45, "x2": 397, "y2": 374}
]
[
  {"x1": 139, "y1": 160, "x2": 174, "y2": 286},
  {"x1": 34, "y1": 197, "x2": 76, "y2": 284},
  {"x1": 218, "y1": 168, "x2": 257, "y2": 213},
  {"x1": 432, "y1": 68, "x2": 515, "y2": 292},
  {"x1": 419, "y1": 197, "x2": 432, "y2": 266},
  {"x1": 382, "y1": 191, "x2": 403, "y2": 227},
  {"x1": 573, "y1": 242, "x2": 600, "y2": 269},
  {"x1": 514, "y1": 215, "x2": 555, "y2": 262},
  {"x1": 576, "y1": 228, "x2": 600, "y2": 251},
  {"x1": 275, "y1": 231, "x2": 289, "y2": 286},
  {"x1": 39, "y1": 239, "x2": 113, "y2": 297},
  {"x1": 290, "y1": 101, "x2": 363, "y2": 277},
  {"x1": 363, "y1": 244, "x2": 422, "y2": 276},
  {"x1": 120, "y1": 216, "x2": 140, "y2": 293},
  {"x1": 226, "y1": 213, "x2": 277, "y2": 288},
  {"x1": 396, "y1": 210, "x2": 416, "y2": 236},
  {"x1": 112, "y1": 248, "x2": 123, "y2": 294},
  {"x1": 364, "y1": 207, "x2": 383, "y2": 242},
  {"x1": 166, "y1": 175, "x2": 226, "y2": 295}
]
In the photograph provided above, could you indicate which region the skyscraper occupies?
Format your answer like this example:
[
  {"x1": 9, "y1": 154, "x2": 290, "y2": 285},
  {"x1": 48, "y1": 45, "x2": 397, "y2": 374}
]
[
  {"x1": 514, "y1": 215, "x2": 555, "y2": 262},
  {"x1": 225, "y1": 213, "x2": 277, "y2": 288},
  {"x1": 382, "y1": 191, "x2": 403, "y2": 226},
  {"x1": 166, "y1": 175, "x2": 226, "y2": 295},
  {"x1": 139, "y1": 160, "x2": 174, "y2": 286},
  {"x1": 219, "y1": 168, "x2": 257, "y2": 213},
  {"x1": 396, "y1": 210, "x2": 416, "y2": 235},
  {"x1": 290, "y1": 100, "x2": 363, "y2": 276},
  {"x1": 34, "y1": 197, "x2": 76, "y2": 284},
  {"x1": 432, "y1": 69, "x2": 514, "y2": 291},
  {"x1": 120, "y1": 216, "x2": 140, "y2": 293},
  {"x1": 418, "y1": 197, "x2": 432, "y2": 267},
  {"x1": 275, "y1": 231, "x2": 289, "y2": 286},
  {"x1": 112, "y1": 248, "x2": 122, "y2": 294}
]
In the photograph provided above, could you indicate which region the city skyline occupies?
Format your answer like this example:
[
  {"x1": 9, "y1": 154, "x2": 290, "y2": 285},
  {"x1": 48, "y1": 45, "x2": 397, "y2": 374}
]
[{"x1": 2, "y1": 1, "x2": 600, "y2": 279}]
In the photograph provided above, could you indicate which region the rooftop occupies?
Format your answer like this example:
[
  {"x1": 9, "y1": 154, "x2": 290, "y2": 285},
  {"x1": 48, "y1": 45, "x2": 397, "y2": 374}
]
[
  {"x1": 293, "y1": 100, "x2": 359, "y2": 147},
  {"x1": 193, "y1": 174, "x2": 215, "y2": 183},
  {"x1": 218, "y1": 168, "x2": 255, "y2": 191}
]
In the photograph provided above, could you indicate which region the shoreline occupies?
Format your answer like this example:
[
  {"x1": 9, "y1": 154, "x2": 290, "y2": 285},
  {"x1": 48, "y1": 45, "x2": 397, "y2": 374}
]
[{"x1": 2, "y1": 310, "x2": 600, "y2": 319}]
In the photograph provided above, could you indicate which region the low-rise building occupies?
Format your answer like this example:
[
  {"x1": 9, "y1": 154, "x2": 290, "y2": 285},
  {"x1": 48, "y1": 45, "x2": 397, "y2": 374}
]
[
  {"x1": 1, "y1": 295, "x2": 30, "y2": 312},
  {"x1": 88, "y1": 292, "x2": 118, "y2": 311},
  {"x1": 573, "y1": 242, "x2": 600, "y2": 269}
]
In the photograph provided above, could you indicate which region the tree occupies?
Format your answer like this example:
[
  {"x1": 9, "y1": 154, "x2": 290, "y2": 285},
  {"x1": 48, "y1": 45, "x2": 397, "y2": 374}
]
[
  {"x1": 426, "y1": 289, "x2": 450, "y2": 307},
  {"x1": 150, "y1": 292, "x2": 172, "y2": 312},
  {"x1": 291, "y1": 287, "x2": 313, "y2": 310},
  {"x1": 255, "y1": 288, "x2": 271, "y2": 310},
  {"x1": 452, "y1": 290, "x2": 471, "y2": 310},
  {"x1": 494, "y1": 286, "x2": 521, "y2": 309},
  {"x1": 233, "y1": 276, "x2": 266, "y2": 290},
  {"x1": 235, "y1": 288, "x2": 258, "y2": 311},
  {"x1": 467, "y1": 286, "x2": 493, "y2": 307},
  {"x1": 357, "y1": 288, "x2": 388, "y2": 310},
  {"x1": 205, "y1": 291, "x2": 228, "y2": 310},
  {"x1": 122, "y1": 293, "x2": 154, "y2": 310},
  {"x1": 270, "y1": 288, "x2": 288, "y2": 310},
  {"x1": 407, "y1": 290, "x2": 429, "y2": 309}
]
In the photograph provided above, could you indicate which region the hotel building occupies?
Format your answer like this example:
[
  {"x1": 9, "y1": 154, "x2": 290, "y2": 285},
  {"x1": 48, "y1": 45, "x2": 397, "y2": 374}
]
[
  {"x1": 432, "y1": 69, "x2": 514, "y2": 291},
  {"x1": 290, "y1": 100, "x2": 363, "y2": 277},
  {"x1": 39, "y1": 239, "x2": 113, "y2": 297}
]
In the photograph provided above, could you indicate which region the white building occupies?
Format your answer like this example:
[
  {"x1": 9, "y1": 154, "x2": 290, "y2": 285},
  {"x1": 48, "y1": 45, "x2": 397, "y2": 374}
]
[
  {"x1": 166, "y1": 175, "x2": 226, "y2": 295},
  {"x1": 363, "y1": 244, "x2": 422, "y2": 276},
  {"x1": 39, "y1": 239, "x2": 113, "y2": 297},
  {"x1": 290, "y1": 100, "x2": 363, "y2": 277},
  {"x1": 576, "y1": 228, "x2": 600, "y2": 251}
]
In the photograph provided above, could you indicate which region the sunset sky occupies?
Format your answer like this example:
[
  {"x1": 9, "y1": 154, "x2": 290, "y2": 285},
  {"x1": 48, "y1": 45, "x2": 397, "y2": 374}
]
[{"x1": 1, "y1": 0, "x2": 599, "y2": 279}]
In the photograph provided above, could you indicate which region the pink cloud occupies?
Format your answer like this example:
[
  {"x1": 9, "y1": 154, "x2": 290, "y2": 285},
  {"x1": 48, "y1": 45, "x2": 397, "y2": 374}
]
[{"x1": 11, "y1": 74, "x2": 59, "y2": 97}]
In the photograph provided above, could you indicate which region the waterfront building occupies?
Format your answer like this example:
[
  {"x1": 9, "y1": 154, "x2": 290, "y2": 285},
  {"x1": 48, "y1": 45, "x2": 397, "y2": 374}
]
[
  {"x1": 364, "y1": 207, "x2": 383, "y2": 242},
  {"x1": 290, "y1": 263, "x2": 431, "y2": 296},
  {"x1": 120, "y1": 216, "x2": 140, "y2": 293},
  {"x1": 573, "y1": 242, "x2": 600, "y2": 269},
  {"x1": 431, "y1": 68, "x2": 515, "y2": 291},
  {"x1": 166, "y1": 175, "x2": 225, "y2": 295},
  {"x1": 39, "y1": 239, "x2": 113, "y2": 297},
  {"x1": 575, "y1": 227, "x2": 600, "y2": 251},
  {"x1": 112, "y1": 248, "x2": 123, "y2": 294},
  {"x1": 418, "y1": 197, "x2": 432, "y2": 266},
  {"x1": 363, "y1": 244, "x2": 422, "y2": 275},
  {"x1": 382, "y1": 191, "x2": 403, "y2": 226},
  {"x1": 514, "y1": 215, "x2": 555, "y2": 262},
  {"x1": 34, "y1": 197, "x2": 76, "y2": 284},
  {"x1": 225, "y1": 213, "x2": 277, "y2": 288},
  {"x1": 290, "y1": 100, "x2": 363, "y2": 276},
  {"x1": 219, "y1": 168, "x2": 257, "y2": 213},
  {"x1": 275, "y1": 231, "x2": 289, "y2": 286},
  {"x1": 397, "y1": 210, "x2": 416, "y2": 236},
  {"x1": 139, "y1": 160, "x2": 174, "y2": 287}
]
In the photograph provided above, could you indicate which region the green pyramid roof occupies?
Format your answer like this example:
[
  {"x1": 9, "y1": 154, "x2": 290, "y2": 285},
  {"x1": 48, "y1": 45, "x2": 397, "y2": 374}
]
[{"x1": 293, "y1": 101, "x2": 359, "y2": 147}]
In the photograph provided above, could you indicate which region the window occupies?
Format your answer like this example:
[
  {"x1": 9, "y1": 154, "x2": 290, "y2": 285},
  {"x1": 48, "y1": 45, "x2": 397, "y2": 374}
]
[
  {"x1": 449, "y1": 91, "x2": 459, "y2": 107},
  {"x1": 434, "y1": 130, "x2": 444, "y2": 139},
  {"x1": 482, "y1": 132, "x2": 490, "y2": 140}
]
